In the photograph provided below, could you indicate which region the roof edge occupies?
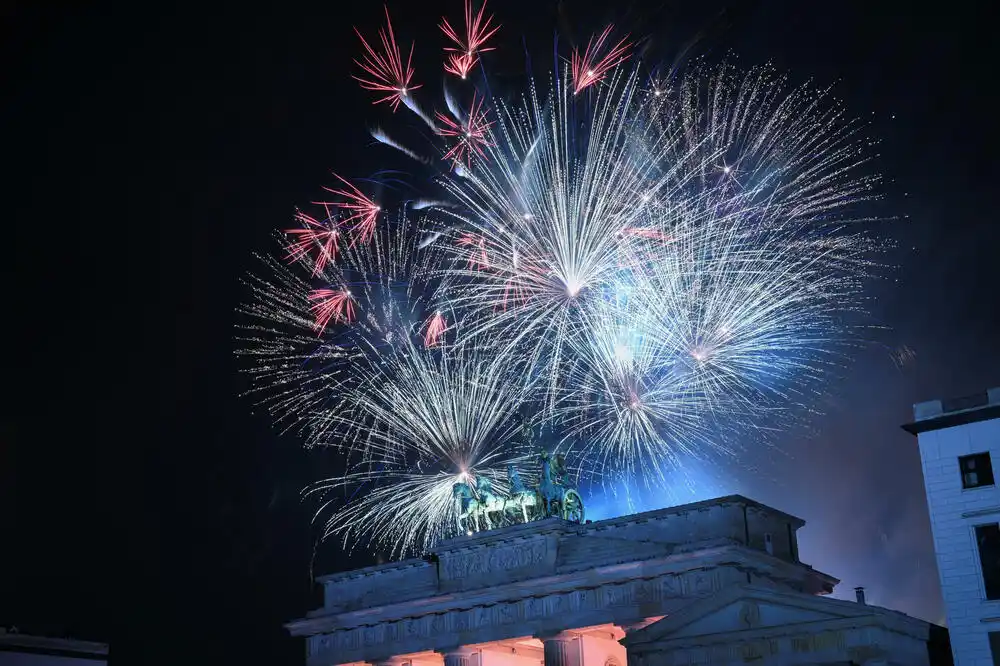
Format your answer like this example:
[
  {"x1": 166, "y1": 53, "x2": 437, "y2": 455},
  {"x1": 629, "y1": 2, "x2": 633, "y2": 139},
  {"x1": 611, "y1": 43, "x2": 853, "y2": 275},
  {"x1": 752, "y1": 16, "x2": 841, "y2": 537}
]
[{"x1": 902, "y1": 403, "x2": 1000, "y2": 435}]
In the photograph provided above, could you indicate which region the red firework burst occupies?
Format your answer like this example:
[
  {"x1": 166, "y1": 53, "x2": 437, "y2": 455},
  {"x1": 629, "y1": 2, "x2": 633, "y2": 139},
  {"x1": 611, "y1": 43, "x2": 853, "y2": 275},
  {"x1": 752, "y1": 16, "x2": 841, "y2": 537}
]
[
  {"x1": 457, "y1": 232, "x2": 490, "y2": 271},
  {"x1": 309, "y1": 288, "x2": 356, "y2": 336},
  {"x1": 444, "y1": 52, "x2": 476, "y2": 80},
  {"x1": 571, "y1": 25, "x2": 632, "y2": 95},
  {"x1": 284, "y1": 208, "x2": 340, "y2": 275},
  {"x1": 318, "y1": 174, "x2": 381, "y2": 246},
  {"x1": 435, "y1": 93, "x2": 493, "y2": 166},
  {"x1": 440, "y1": 0, "x2": 500, "y2": 79},
  {"x1": 353, "y1": 6, "x2": 421, "y2": 111},
  {"x1": 423, "y1": 311, "x2": 448, "y2": 348}
]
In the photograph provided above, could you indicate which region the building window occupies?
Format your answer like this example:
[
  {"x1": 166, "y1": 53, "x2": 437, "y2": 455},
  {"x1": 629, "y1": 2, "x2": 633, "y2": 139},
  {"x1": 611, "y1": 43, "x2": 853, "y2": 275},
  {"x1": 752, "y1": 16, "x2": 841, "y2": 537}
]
[
  {"x1": 989, "y1": 630, "x2": 1000, "y2": 666},
  {"x1": 976, "y1": 523, "x2": 1000, "y2": 601},
  {"x1": 960, "y1": 452, "x2": 995, "y2": 489},
  {"x1": 764, "y1": 532, "x2": 773, "y2": 555}
]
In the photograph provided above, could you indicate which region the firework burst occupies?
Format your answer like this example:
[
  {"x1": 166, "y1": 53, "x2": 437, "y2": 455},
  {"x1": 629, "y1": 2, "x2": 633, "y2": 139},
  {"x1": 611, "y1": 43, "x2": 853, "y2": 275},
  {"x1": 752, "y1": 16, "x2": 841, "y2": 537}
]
[
  {"x1": 571, "y1": 25, "x2": 633, "y2": 94},
  {"x1": 284, "y1": 208, "x2": 340, "y2": 275},
  {"x1": 307, "y1": 340, "x2": 534, "y2": 556},
  {"x1": 436, "y1": 93, "x2": 494, "y2": 167},
  {"x1": 237, "y1": 212, "x2": 447, "y2": 448},
  {"x1": 440, "y1": 0, "x2": 500, "y2": 80},
  {"x1": 319, "y1": 174, "x2": 382, "y2": 246},
  {"x1": 238, "y1": 5, "x2": 887, "y2": 556},
  {"x1": 353, "y1": 6, "x2": 421, "y2": 110}
]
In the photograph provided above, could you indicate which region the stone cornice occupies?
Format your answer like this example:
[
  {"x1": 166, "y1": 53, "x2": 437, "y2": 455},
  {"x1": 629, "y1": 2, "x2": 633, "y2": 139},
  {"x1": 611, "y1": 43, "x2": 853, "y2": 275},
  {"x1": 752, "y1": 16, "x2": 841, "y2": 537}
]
[
  {"x1": 571, "y1": 495, "x2": 805, "y2": 531},
  {"x1": 723, "y1": 548, "x2": 839, "y2": 593},
  {"x1": 287, "y1": 544, "x2": 831, "y2": 637},
  {"x1": 316, "y1": 558, "x2": 432, "y2": 584}
]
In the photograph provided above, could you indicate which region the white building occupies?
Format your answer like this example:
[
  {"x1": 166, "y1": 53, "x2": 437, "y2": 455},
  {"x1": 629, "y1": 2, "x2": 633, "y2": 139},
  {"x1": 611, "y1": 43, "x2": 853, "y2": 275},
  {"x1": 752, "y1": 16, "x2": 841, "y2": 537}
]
[{"x1": 904, "y1": 387, "x2": 1000, "y2": 665}]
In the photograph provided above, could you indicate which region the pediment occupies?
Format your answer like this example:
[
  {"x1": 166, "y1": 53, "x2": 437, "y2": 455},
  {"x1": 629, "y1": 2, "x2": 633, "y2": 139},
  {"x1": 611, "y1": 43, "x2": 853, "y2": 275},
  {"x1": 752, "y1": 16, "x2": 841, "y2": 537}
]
[{"x1": 623, "y1": 584, "x2": 878, "y2": 646}]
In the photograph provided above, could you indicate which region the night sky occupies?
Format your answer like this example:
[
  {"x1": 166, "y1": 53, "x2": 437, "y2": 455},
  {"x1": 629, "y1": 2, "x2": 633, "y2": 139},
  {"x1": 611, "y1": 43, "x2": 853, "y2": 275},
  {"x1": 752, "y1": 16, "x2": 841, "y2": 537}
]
[{"x1": 5, "y1": 2, "x2": 999, "y2": 664}]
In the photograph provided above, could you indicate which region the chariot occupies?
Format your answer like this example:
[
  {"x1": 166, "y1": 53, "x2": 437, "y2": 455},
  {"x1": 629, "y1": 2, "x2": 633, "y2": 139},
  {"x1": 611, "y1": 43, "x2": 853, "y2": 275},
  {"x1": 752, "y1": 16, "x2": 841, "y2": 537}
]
[{"x1": 452, "y1": 452, "x2": 585, "y2": 533}]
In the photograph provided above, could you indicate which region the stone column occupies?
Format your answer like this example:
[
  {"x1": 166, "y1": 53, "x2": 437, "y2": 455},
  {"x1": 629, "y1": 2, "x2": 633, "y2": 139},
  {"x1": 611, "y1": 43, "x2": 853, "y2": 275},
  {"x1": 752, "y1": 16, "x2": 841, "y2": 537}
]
[
  {"x1": 438, "y1": 646, "x2": 479, "y2": 666},
  {"x1": 539, "y1": 632, "x2": 581, "y2": 666}
]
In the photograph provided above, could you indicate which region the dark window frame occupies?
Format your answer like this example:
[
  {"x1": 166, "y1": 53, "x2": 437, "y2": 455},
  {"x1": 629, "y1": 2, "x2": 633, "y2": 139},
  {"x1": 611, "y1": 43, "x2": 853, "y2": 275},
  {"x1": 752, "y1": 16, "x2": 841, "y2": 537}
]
[
  {"x1": 959, "y1": 452, "x2": 995, "y2": 489},
  {"x1": 975, "y1": 523, "x2": 1000, "y2": 601},
  {"x1": 988, "y1": 629, "x2": 1000, "y2": 666}
]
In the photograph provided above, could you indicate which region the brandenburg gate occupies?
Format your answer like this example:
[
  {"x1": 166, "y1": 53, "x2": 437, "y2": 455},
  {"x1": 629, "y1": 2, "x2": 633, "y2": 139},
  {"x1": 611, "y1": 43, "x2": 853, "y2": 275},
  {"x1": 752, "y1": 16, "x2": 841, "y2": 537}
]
[{"x1": 286, "y1": 495, "x2": 935, "y2": 666}]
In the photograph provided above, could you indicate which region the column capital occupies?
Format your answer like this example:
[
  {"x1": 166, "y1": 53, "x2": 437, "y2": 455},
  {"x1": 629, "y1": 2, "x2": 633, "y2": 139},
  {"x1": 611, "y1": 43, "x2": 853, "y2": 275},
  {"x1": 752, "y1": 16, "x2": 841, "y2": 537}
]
[
  {"x1": 538, "y1": 631, "x2": 583, "y2": 666},
  {"x1": 437, "y1": 646, "x2": 479, "y2": 666}
]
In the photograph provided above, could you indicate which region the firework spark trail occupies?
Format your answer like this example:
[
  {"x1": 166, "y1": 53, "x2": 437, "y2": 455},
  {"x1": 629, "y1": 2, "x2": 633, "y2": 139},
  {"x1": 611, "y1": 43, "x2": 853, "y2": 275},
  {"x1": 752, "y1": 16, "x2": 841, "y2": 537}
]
[
  {"x1": 353, "y1": 6, "x2": 421, "y2": 110},
  {"x1": 371, "y1": 128, "x2": 430, "y2": 164},
  {"x1": 571, "y1": 25, "x2": 633, "y2": 94},
  {"x1": 440, "y1": 0, "x2": 500, "y2": 80},
  {"x1": 306, "y1": 470, "x2": 463, "y2": 557}
]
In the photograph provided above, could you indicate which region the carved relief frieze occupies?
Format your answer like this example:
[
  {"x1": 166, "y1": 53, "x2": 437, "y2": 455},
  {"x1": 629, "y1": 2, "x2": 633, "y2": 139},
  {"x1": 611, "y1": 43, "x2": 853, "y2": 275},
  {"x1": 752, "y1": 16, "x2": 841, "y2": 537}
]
[
  {"x1": 403, "y1": 617, "x2": 423, "y2": 639},
  {"x1": 660, "y1": 575, "x2": 680, "y2": 598},
  {"x1": 634, "y1": 578, "x2": 658, "y2": 604},
  {"x1": 545, "y1": 592, "x2": 567, "y2": 616},
  {"x1": 439, "y1": 538, "x2": 549, "y2": 581},
  {"x1": 451, "y1": 610, "x2": 471, "y2": 633},
  {"x1": 524, "y1": 596, "x2": 545, "y2": 620},
  {"x1": 604, "y1": 583, "x2": 633, "y2": 607}
]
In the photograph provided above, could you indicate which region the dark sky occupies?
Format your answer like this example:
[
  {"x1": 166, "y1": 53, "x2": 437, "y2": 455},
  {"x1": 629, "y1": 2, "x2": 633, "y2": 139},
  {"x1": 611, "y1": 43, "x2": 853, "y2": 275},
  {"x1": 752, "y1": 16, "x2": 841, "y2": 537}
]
[{"x1": 4, "y1": 1, "x2": 999, "y2": 664}]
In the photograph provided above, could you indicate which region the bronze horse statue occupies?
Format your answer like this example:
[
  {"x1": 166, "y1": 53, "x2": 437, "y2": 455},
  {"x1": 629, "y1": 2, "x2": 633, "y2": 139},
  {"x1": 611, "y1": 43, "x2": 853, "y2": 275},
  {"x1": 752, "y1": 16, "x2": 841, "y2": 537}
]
[{"x1": 453, "y1": 454, "x2": 584, "y2": 534}]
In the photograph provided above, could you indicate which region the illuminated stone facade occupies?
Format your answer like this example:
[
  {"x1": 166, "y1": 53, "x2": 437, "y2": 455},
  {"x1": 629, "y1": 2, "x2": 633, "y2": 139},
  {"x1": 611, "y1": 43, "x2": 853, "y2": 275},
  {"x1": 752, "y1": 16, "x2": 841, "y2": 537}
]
[{"x1": 287, "y1": 495, "x2": 933, "y2": 666}]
